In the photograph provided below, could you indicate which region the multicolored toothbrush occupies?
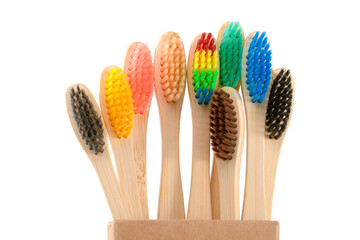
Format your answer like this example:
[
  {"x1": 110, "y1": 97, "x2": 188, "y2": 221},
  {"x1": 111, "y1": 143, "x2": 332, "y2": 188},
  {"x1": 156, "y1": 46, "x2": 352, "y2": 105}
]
[
  {"x1": 187, "y1": 32, "x2": 219, "y2": 219},
  {"x1": 154, "y1": 32, "x2": 186, "y2": 219},
  {"x1": 210, "y1": 87, "x2": 245, "y2": 219},
  {"x1": 65, "y1": 84, "x2": 129, "y2": 219},
  {"x1": 241, "y1": 31, "x2": 272, "y2": 220},
  {"x1": 124, "y1": 42, "x2": 154, "y2": 219},
  {"x1": 211, "y1": 21, "x2": 245, "y2": 219},
  {"x1": 99, "y1": 66, "x2": 144, "y2": 219},
  {"x1": 264, "y1": 68, "x2": 294, "y2": 219}
]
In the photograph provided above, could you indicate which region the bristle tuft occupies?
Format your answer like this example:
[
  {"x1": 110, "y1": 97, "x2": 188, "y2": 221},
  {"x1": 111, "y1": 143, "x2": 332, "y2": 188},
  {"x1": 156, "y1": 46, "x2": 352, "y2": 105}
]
[
  {"x1": 105, "y1": 67, "x2": 134, "y2": 138},
  {"x1": 245, "y1": 31, "x2": 272, "y2": 103},
  {"x1": 70, "y1": 85, "x2": 105, "y2": 154},
  {"x1": 192, "y1": 32, "x2": 218, "y2": 105},
  {"x1": 159, "y1": 33, "x2": 186, "y2": 103},
  {"x1": 219, "y1": 22, "x2": 244, "y2": 88},
  {"x1": 210, "y1": 89, "x2": 238, "y2": 160},
  {"x1": 127, "y1": 43, "x2": 154, "y2": 114},
  {"x1": 265, "y1": 69, "x2": 293, "y2": 139}
]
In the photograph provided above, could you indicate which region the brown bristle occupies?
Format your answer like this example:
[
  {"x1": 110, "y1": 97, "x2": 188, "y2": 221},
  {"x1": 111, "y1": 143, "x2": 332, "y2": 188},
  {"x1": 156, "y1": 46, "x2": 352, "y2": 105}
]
[
  {"x1": 70, "y1": 85, "x2": 105, "y2": 154},
  {"x1": 210, "y1": 89, "x2": 238, "y2": 160},
  {"x1": 265, "y1": 69, "x2": 293, "y2": 140}
]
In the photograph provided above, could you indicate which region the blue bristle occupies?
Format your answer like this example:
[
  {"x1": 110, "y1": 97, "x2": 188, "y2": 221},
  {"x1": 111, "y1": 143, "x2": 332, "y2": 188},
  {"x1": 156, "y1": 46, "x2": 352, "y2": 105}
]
[
  {"x1": 245, "y1": 31, "x2": 272, "y2": 103},
  {"x1": 204, "y1": 89, "x2": 213, "y2": 105},
  {"x1": 198, "y1": 88, "x2": 207, "y2": 104},
  {"x1": 195, "y1": 89, "x2": 202, "y2": 98}
]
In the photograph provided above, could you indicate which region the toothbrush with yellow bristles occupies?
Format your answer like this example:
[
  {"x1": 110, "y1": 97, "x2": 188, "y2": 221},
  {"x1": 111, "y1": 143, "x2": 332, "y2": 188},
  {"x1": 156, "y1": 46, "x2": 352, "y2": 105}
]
[
  {"x1": 154, "y1": 32, "x2": 186, "y2": 219},
  {"x1": 65, "y1": 83, "x2": 129, "y2": 219},
  {"x1": 187, "y1": 32, "x2": 219, "y2": 219},
  {"x1": 99, "y1": 66, "x2": 144, "y2": 219},
  {"x1": 124, "y1": 42, "x2": 154, "y2": 219}
]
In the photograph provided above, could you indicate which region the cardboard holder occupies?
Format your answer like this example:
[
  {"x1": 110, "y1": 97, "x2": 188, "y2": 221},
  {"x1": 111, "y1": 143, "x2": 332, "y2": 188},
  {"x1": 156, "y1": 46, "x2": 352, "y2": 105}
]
[{"x1": 108, "y1": 220, "x2": 279, "y2": 240}]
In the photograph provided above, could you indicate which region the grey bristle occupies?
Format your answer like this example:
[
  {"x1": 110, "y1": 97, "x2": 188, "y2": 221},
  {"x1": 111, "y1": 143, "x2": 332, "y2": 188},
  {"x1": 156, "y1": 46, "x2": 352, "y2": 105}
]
[{"x1": 70, "y1": 85, "x2": 105, "y2": 154}]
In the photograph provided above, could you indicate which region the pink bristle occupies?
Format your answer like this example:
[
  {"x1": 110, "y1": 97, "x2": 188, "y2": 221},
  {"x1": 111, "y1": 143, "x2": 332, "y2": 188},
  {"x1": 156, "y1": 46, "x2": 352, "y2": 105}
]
[{"x1": 127, "y1": 43, "x2": 154, "y2": 114}]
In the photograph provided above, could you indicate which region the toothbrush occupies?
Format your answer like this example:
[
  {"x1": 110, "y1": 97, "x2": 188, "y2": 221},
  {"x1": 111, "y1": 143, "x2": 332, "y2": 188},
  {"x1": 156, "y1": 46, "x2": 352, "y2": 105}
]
[
  {"x1": 154, "y1": 32, "x2": 186, "y2": 219},
  {"x1": 241, "y1": 31, "x2": 272, "y2": 220},
  {"x1": 264, "y1": 68, "x2": 294, "y2": 219},
  {"x1": 124, "y1": 42, "x2": 154, "y2": 219},
  {"x1": 211, "y1": 21, "x2": 245, "y2": 219},
  {"x1": 187, "y1": 32, "x2": 219, "y2": 219},
  {"x1": 99, "y1": 66, "x2": 144, "y2": 219},
  {"x1": 65, "y1": 84, "x2": 129, "y2": 219},
  {"x1": 210, "y1": 87, "x2": 245, "y2": 219}
]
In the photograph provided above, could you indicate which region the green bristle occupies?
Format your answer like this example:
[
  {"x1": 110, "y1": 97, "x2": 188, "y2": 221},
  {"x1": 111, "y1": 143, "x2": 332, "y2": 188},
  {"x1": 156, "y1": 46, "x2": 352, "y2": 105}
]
[{"x1": 219, "y1": 22, "x2": 244, "y2": 88}]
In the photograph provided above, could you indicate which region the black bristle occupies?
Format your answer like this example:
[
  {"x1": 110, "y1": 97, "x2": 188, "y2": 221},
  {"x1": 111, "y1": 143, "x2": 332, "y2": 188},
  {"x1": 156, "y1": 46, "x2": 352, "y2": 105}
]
[
  {"x1": 70, "y1": 85, "x2": 105, "y2": 154},
  {"x1": 265, "y1": 69, "x2": 293, "y2": 140}
]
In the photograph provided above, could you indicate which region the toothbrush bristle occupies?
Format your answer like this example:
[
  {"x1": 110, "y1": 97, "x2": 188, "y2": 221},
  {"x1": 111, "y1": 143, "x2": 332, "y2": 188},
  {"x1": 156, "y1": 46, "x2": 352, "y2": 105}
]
[
  {"x1": 245, "y1": 31, "x2": 272, "y2": 103},
  {"x1": 104, "y1": 67, "x2": 134, "y2": 138},
  {"x1": 209, "y1": 89, "x2": 238, "y2": 160},
  {"x1": 127, "y1": 43, "x2": 154, "y2": 114},
  {"x1": 219, "y1": 22, "x2": 244, "y2": 88},
  {"x1": 159, "y1": 32, "x2": 186, "y2": 103},
  {"x1": 192, "y1": 32, "x2": 219, "y2": 105},
  {"x1": 265, "y1": 69, "x2": 293, "y2": 140},
  {"x1": 70, "y1": 85, "x2": 105, "y2": 154}
]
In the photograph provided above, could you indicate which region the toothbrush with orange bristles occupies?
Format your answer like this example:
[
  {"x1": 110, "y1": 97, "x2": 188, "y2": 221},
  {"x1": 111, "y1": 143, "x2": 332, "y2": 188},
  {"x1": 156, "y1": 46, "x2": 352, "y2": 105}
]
[
  {"x1": 124, "y1": 42, "x2": 154, "y2": 219},
  {"x1": 154, "y1": 32, "x2": 186, "y2": 219},
  {"x1": 99, "y1": 66, "x2": 144, "y2": 219}
]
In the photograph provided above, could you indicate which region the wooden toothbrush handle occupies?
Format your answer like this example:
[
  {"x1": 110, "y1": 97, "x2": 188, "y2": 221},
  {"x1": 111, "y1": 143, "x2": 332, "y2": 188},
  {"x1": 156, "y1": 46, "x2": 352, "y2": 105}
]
[
  {"x1": 242, "y1": 122, "x2": 267, "y2": 220},
  {"x1": 89, "y1": 152, "x2": 129, "y2": 219},
  {"x1": 133, "y1": 113, "x2": 149, "y2": 219},
  {"x1": 210, "y1": 161, "x2": 220, "y2": 219},
  {"x1": 188, "y1": 107, "x2": 212, "y2": 219},
  {"x1": 158, "y1": 117, "x2": 185, "y2": 219},
  {"x1": 216, "y1": 157, "x2": 240, "y2": 220}
]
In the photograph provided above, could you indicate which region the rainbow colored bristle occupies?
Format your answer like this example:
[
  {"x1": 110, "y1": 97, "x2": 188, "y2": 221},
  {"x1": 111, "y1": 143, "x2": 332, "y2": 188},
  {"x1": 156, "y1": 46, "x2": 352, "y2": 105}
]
[
  {"x1": 245, "y1": 31, "x2": 272, "y2": 103},
  {"x1": 104, "y1": 67, "x2": 134, "y2": 138},
  {"x1": 126, "y1": 43, "x2": 154, "y2": 114},
  {"x1": 219, "y1": 22, "x2": 244, "y2": 88},
  {"x1": 192, "y1": 32, "x2": 218, "y2": 105}
]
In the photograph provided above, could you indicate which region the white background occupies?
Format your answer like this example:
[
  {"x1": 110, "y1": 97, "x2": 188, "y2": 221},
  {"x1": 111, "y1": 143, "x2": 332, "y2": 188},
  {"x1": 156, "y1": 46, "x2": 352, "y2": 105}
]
[{"x1": 0, "y1": 0, "x2": 359, "y2": 239}]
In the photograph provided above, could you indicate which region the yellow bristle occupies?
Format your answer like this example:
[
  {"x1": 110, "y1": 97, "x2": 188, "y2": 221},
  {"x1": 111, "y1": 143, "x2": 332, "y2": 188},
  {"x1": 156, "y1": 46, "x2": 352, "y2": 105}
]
[{"x1": 105, "y1": 67, "x2": 134, "y2": 139}]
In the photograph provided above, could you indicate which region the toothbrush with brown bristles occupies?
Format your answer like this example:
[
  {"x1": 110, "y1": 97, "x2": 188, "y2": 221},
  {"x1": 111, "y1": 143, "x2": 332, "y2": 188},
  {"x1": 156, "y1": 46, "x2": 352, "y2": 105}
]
[
  {"x1": 210, "y1": 87, "x2": 245, "y2": 219},
  {"x1": 154, "y1": 32, "x2": 186, "y2": 219},
  {"x1": 264, "y1": 68, "x2": 294, "y2": 219},
  {"x1": 124, "y1": 42, "x2": 154, "y2": 219},
  {"x1": 65, "y1": 83, "x2": 129, "y2": 219},
  {"x1": 187, "y1": 32, "x2": 219, "y2": 219},
  {"x1": 99, "y1": 66, "x2": 144, "y2": 219}
]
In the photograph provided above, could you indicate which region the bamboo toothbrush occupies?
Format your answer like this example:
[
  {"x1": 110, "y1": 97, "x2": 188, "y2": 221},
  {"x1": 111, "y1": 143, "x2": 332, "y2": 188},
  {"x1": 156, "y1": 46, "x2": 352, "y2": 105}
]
[
  {"x1": 124, "y1": 42, "x2": 154, "y2": 219},
  {"x1": 154, "y1": 32, "x2": 186, "y2": 219},
  {"x1": 65, "y1": 83, "x2": 129, "y2": 219},
  {"x1": 241, "y1": 31, "x2": 272, "y2": 220},
  {"x1": 187, "y1": 32, "x2": 219, "y2": 219},
  {"x1": 264, "y1": 68, "x2": 294, "y2": 219},
  {"x1": 99, "y1": 66, "x2": 144, "y2": 219},
  {"x1": 211, "y1": 21, "x2": 245, "y2": 219},
  {"x1": 210, "y1": 87, "x2": 245, "y2": 219}
]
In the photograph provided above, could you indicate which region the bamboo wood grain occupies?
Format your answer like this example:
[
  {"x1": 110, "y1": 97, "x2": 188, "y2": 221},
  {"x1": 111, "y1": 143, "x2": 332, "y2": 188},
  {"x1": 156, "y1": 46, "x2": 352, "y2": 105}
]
[
  {"x1": 100, "y1": 66, "x2": 144, "y2": 219},
  {"x1": 211, "y1": 21, "x2": 244, "y2": 219},
  {"x1": 154, "y1": 33, "x2": 185, "y2": 219},
  {"x1": 124, "y1": 43, "x2": 151, "y2": 219},
  {"x1": 66, "y1": 84, "x2": 129, "y2": 219},
  {"x1": 187, "y1": 33, "x2": 219, "y2": 220},
  {"x1": 241, "y1": 32, "x2": 272, "y2": 220},
  {"x1": 214, "y1": 87, "x2": 245, "y2": 220},
  {"x1": 264, "y1": 68, "x2": 295, "y2": 219}
]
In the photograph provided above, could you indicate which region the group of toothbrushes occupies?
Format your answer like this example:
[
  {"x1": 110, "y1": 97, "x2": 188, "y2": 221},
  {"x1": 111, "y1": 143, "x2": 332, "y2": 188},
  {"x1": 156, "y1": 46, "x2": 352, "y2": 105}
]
[{"x1": 66, "y1": 21, "x2": 294, "y2": 221}]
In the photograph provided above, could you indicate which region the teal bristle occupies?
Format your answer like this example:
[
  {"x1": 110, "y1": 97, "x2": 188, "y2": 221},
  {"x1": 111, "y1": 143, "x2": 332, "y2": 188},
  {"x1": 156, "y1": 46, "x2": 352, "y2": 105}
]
[
  {"x1": 219, "y1": 22, "x2": 244, "y2": 88},
  {"x1": 245, "y1": 31, "x2": 272, "y2": 103}
]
